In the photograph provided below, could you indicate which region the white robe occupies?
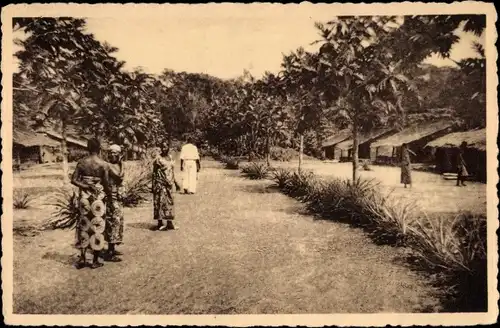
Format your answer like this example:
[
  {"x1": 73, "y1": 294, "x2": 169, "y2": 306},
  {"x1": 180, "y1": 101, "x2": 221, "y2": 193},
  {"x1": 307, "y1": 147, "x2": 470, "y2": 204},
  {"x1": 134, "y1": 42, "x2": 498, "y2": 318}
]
[{"x1": 180, "y1": 143, "x2": 200, "y2": 193}]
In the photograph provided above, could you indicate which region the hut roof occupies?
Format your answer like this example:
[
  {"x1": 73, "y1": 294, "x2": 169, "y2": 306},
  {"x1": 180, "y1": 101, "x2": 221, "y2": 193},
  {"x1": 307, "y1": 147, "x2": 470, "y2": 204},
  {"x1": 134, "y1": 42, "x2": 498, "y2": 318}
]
[
  {"x1": 321, "y1": 129, "x2": 351, "y2": 147},
  {"x1": 426, "y1": 128, "x2": 486, "y2": 151},
  {"x1": 335, "y1": 128, "x2": 395, "y2": 150},
  {"x1": 44, "y1": 130, "x2": 88, "y2": 148},
  {"x1": 371, "y1": 120, "x2": 453, "y2": 148},
  {"x1": 13, "y1": 128, "x2": 60, "y2": 147}
]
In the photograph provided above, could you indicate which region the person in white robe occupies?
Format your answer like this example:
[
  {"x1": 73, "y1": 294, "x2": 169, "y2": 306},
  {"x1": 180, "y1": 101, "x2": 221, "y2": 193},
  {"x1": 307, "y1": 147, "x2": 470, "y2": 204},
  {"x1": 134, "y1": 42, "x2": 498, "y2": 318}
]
[{"x1": 180, "y1": 137, "x2": 201, "y2": 194}]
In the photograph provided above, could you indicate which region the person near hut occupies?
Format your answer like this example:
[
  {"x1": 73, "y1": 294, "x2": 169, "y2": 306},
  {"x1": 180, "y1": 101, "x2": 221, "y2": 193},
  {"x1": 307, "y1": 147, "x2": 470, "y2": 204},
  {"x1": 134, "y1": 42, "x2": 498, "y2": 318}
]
[
  {"x1": 71, "y1": 138, "x2": 112, "y2": 269},
  {"x1": 103, "y1": 144, "x2": 125, "y2": 262},
  {"x1": 152, "y1": 144, "x2": 177, "y2": 231},
  {"x1": 400, "y1": 143, "x2": 416, "y2": 188},
  {"x1": 179, "y1": 136, "x2": 201, "y2": 194},
  {"x1": 456, "y1": 141, "x2": 469, "y2": 187}
]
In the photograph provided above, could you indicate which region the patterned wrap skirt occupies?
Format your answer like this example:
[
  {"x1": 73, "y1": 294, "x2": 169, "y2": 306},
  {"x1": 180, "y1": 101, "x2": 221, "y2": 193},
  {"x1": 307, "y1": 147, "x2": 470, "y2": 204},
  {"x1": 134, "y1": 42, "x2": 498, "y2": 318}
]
[
  {"x1": 75, "y1": 176, "x2": 108, "y2": 252},
  {"x1": 105, "y1": 184, "x2": 124, "y2": 244}
]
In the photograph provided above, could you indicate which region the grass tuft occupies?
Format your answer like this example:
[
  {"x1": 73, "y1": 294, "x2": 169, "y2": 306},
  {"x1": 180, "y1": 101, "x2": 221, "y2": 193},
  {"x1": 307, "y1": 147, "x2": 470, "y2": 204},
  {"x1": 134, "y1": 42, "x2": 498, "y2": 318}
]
[
  {"x1": 121, "y1": 158, "x2": 154, "y2": 207},
  {"x1": 219, "y1": 155, "x2": 240, "y2": 170},
  {"x1": 13, "y1": 190, "x2": 33, "y2": 209},
  {"x1": 241, "y1": 162, "x2": 269, "y2": 180},
  {"x1": 44, "y1": 188, "x2": 79, "y2": 230}
]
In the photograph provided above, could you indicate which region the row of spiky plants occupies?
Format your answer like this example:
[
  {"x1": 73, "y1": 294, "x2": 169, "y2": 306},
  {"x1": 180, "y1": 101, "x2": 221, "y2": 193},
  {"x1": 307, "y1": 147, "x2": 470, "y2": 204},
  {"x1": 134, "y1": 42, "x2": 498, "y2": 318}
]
[{"x1": 256, "y1": 167, "x2": 487, "y2": 312}]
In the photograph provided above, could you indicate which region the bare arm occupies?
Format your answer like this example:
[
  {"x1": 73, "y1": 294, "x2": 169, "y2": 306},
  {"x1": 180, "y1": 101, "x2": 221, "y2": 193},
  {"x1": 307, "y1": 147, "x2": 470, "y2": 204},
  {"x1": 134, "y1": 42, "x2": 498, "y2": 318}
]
[{"x1": 109, "y1": 162, "x2": 124, "y2": 184}]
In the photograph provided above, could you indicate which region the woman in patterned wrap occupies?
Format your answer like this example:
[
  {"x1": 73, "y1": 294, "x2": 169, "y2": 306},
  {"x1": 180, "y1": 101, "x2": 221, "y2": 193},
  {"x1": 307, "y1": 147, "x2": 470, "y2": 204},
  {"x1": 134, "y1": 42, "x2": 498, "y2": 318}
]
[
  {"x1": 456, "y1": 141, "x2": 469, "y2": 187},
  {"x1": 152, "y1": 144, "x2": 177, "y2": 231},
  {"x1": 71, "y1": 138, "x2": 112, "y2": 269},
  {"x1": 103, "y1": 144, "x2": 125, "y2": 262},
  {"x1": 400, "y1": 143, "x2": 416, "y2": 188}
]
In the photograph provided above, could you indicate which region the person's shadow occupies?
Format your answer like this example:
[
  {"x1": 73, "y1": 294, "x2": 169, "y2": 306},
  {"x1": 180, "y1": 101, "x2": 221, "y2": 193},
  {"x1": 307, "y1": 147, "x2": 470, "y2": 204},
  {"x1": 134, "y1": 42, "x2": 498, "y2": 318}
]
[{"x1": 127, "y1": 222, "x2": 158, "y2": 231}]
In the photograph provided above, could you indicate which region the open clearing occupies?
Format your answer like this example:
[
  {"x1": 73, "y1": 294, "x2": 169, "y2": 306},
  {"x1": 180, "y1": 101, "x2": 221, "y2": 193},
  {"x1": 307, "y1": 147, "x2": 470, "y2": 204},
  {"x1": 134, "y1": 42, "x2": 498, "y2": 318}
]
[{"x1": 12, "y1": 159, "x2": 485, "y2": 314}]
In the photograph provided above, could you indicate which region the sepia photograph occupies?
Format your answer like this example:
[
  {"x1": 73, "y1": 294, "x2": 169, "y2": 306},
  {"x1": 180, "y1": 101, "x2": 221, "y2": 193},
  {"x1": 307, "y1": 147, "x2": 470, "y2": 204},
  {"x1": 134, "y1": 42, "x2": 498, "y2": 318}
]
[{"x1": 1, "y1": 2, "x2": 498, "y2": 326}]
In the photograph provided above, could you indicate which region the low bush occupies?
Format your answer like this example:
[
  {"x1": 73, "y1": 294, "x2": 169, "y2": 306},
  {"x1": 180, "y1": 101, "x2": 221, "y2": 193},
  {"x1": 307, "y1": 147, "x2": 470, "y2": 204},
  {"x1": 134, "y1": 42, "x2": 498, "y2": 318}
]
[
  {"x1": 121, "y1": 158, "x2": 154, "y2": 207},
  {"x1": 219, "y1": 155, "x2": 240, "y2": 170},
  {"x1": 269, "y1": 168, "x2": 292, "y2": 189},
  {"x1": 241, "y1": 162, "x2": 269, "y2": 180},
  {"x1": 13, "y1": 190, "x2": 33, "y2": 209},
  {"x1": 267, "y1": 167, "x2": 487, "y2": 312},
  {"x1": 44, "y1": 188, "x2": 79, "y2": 230}
]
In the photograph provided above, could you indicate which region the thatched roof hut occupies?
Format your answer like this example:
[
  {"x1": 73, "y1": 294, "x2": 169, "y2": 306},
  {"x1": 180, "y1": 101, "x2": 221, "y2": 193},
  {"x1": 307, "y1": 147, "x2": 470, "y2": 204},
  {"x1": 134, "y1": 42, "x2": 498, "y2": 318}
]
[
  {"x1": 13, "y1": 128, "x2": 60, "y2": 148},
  {"x1": 370, "y1": 120, "x2": 454, "y2": 163},
  {"x1": 335, "y1": 128, "x2": 395, "y2": 150},
  {"x1": 321, "y1": 129, "x2": 351, "y2": 148},
  {"x1": 371, "y1": 120, "x2": 454, "y2": 148},
  {"x1": 426, "y1": 128, "x2": 486, "y2": 151}
]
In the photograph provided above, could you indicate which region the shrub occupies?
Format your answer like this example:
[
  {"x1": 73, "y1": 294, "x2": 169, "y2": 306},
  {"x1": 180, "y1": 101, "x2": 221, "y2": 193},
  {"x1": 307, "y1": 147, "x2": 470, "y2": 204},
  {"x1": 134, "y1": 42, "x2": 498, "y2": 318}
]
[
  {"x1": 270, "y1": 168, "x2": 292, "y2": 189},
  {"x1": 121, "y1": 158, "x2": 154, "y2": 207},
  {"x1": 241, "y1": 162, "x2": 269, "y2": 180},
  {"x1": 407, "y1": 212, "x2": 487, "y2": 311},
  {"x1": 44, "y1": 188, "x2": 79, "y2": 230},
  {"x1": 13, "y1": 190, "x2": 33, "y2": 209},
  {"x1": 220, "y1": 155, "x2": 240, "y2": 170},
  {"x1": 270, "y1": 147, "x2": 294, "y2": 162}
]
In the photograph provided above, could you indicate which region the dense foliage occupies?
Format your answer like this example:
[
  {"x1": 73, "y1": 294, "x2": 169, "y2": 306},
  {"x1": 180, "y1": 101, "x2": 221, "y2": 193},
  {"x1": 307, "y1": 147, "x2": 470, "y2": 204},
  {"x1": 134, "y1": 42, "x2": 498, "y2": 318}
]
[{"x1": 14, "y1": 15, "x2": 486, "y2": 179}]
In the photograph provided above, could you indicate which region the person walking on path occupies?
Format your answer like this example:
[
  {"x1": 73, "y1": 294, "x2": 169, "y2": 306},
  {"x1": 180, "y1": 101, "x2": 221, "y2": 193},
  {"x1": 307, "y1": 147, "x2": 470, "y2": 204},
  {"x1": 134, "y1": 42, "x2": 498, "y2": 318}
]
[
  {"x1": 179, "y1": 136, "x2": 201, "y2": 194},
  {"x1": 456, "y1": 141, "x2": 469, "y2": 187},
  {"x1": 71, "y1": 138, "x2": 112, "y2": 269},
  {"x1": 152, "y1": 144, "x2": 177, "y2": 231},
  {"x1": 103, "y1": 144, "x2": 125, "y2": 262},
  {"x1": 400, "y1": 143, "x2": 415, "y2": 189}
]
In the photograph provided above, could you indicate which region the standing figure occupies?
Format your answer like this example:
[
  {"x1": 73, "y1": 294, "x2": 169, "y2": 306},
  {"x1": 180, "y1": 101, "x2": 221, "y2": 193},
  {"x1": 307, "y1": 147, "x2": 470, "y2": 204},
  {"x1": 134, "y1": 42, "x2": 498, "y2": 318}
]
[
  {"x1": 71, "y1": 138, "x2": 112, "y2": 269},
  {"x1": 400, "y1": 143, "x2": 415, "y2": 188},
  {"x1": 104, "y1": 144, "x2": 125, "y2": 262},
  {"x1": 180, "y1": 136, "x2": 201, "y2": 194},
  {"x1": 457, "y1": 141, "x2": 469, "y2": 187},
  {"x1": 152, "y1": 144, "x2": 177, "y2": 231}
]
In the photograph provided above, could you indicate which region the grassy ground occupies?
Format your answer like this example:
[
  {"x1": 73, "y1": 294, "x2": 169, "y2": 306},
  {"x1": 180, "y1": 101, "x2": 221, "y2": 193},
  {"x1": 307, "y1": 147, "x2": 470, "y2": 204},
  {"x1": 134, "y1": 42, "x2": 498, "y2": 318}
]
[{"x1": 13, "y1": 159, "x2": 442, "y2": 314}]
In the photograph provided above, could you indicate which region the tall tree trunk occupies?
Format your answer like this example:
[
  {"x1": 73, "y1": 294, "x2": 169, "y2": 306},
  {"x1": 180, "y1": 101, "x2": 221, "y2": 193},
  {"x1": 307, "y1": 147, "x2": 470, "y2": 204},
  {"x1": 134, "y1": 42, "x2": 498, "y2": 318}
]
[
  {"x1": 265, "y1": 134, "x2": 271, "y2": 167},
  {"x1": 352, "y1": 124, "x2": 359, "y2": 181},
  {"x1": 61, "y1": 120, "x2": 69, "y2": 184},
  {"x1": 298, "y1": 133, "x2": 304, "y2": 173}
]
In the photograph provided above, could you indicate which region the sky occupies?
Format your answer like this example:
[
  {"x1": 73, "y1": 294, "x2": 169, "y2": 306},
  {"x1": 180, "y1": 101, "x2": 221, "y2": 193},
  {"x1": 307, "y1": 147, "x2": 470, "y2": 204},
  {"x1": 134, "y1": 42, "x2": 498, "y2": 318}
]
[{"x1": 13, "y1": 11, "x2": 485, "y2": 80}]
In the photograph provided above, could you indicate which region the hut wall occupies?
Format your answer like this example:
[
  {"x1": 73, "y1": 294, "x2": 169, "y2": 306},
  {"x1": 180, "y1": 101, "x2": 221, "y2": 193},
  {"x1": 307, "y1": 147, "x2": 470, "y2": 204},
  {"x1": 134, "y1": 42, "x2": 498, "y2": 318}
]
[
  {"x1": 40, "y1": 145, "x2": 60, "y2": 163},
  {"x1": 323, "y1": 145, "x2": 335, "y2": 160},
  {"x1": 13, "y1": 144, "x2": 42, "y2": 164}
]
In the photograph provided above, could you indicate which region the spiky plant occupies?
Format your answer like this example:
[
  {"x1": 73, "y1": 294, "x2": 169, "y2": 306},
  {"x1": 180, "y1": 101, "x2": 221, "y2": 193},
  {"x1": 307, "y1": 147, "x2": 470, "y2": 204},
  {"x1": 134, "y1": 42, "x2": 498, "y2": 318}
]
[
  {"x1": 13, "y1": 189, "x2": 33, "y2": 209},
  {"x1": 121, "y1": 158, "x2": 154, "y2": 207},
  {"x1": 270, "y1": 168, "x2": 292, "y2": 189},
  {"x1": 241, "y1": 162, "x2": 269, "y2": 180},
  {"x1": 44, "y1": 188, "x2": 79, "y2": 230}
]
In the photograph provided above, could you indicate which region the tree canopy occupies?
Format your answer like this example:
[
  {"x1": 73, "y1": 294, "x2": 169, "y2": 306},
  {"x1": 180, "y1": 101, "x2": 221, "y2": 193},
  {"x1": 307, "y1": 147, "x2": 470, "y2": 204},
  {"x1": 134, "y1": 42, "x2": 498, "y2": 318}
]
[{"x1": 14, "y1": 15, "x2": 486, "y2": 177}]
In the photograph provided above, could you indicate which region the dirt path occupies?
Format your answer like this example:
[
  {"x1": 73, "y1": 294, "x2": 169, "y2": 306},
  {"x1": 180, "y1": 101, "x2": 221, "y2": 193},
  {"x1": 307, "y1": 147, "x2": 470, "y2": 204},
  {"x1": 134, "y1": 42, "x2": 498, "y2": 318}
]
[{"x1": 13, "y1": 161, "x2": 441, "y2": 314}]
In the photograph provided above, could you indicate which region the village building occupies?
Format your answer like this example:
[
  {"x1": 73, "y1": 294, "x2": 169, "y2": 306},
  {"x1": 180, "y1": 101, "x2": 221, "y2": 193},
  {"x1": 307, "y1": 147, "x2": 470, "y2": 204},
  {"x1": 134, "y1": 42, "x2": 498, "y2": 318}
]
[
  {"x1": 320, "y1": 129, "x2": 351, "y2": 160},
  {"x1": 332, "y1": 128, "x2": 396, "y2": 162},
  {"x1": 426, "y1": 128, "x2": 486, "y2": 182},
  {"x1": 370, "y1": 120, "x2": 454, "y2": 165},
  {"x1": 13, "y1": 128, "x2": 61, "y2": 169}
]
